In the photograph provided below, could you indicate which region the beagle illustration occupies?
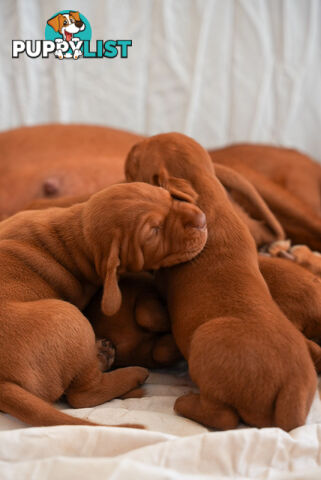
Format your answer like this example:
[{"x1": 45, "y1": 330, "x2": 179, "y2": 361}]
[{"x1": 47, "y1": 11, "x2": 85, "y2": 59}]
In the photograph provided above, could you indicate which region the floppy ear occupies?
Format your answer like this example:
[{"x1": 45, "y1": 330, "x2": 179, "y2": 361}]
[
  {"x1": 153, "y1": 167, "x2": 198, "y2": 204},
  {"x1": 69, "y1": 11, "x2": 81, "y2": 21},
  {"x1": 47, "y1": 14, "x2": 61, "y2": 32},
  {"x1": 215, "y1": 164, "x2": 284, "y2": 242},
  {"x1": 101, "y1": 237, "x2": 122, "y2": 316}
]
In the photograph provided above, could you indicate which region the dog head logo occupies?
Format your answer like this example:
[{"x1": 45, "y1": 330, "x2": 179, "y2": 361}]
[
  {"x1": 45, "y1": 10, "x2": 91, "y2": 59},
  {"x1": 47, "y1": 11, "x2": 85, "y2": 42}
]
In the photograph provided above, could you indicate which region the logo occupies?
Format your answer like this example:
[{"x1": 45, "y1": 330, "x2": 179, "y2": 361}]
[{"x1": 12, "y1": 10, "x2": 132, "y2": 60}]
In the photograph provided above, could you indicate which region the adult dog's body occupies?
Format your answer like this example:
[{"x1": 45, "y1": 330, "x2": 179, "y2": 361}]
[
  {"x1": 126, "y1": 133, "x2": 317, "y2": 431},
  {"x1": 3, "y1": 124, "x2": 321, "y2": 253},
  {"x1": 0, "y1": 182, "x2": 207, "y2": 427}
]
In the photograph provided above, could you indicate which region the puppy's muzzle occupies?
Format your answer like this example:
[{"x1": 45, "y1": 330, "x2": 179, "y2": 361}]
[
  {"x1": 183, "y1": 210, "x2": 207, "y2": 231},
  {"x1": 75, "y1": 20, "x2": 84, "y2": 28}
]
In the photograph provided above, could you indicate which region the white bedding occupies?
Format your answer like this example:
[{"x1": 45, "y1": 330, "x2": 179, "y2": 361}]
[{"x1": 0, "y1": 365, "x2": 321, "y2": 479}]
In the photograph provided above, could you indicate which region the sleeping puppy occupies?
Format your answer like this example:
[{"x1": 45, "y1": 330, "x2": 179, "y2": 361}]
[
  {"x1": 125, "y1": 133, "x2": 317, "y2": 431},
  {"x1": 259, "y1": 256, "x2": 321, "y2": 370},
  {"x1": 0, "y1": 182, "x2": 207, "y2": 428},
  {"x1": 86, "y1": 273, "x2": 181, "y2": 368},
  {"x1": 25, "y1": 195, "x2": 182, "y2": 368}
]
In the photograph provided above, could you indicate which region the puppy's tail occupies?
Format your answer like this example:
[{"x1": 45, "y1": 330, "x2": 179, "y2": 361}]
[
  {"x1": 0, "y1": 382, "x2": 144, "y2": 429},
  {"x1": 234, "y1": 166, "x2": 321, "y2": 251},
  {"x1": 214, "y1": 164, "x2": 284, "y2": 243}
]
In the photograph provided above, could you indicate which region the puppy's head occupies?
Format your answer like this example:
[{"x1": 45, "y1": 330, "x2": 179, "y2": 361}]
[
  {"x1": 47, "y1": 11, "x2": 84, "y2": 39},
  {"x1": 84, "y1": 182, "x2": 207, "y2": 316},
  {"x1": 125, "y1": 133, "x2": 214, "y2": 189}
]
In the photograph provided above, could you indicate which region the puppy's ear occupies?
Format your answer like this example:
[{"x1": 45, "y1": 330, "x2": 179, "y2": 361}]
[
  {"x1": 47, "y1": 14, "x2": 61, "y2": 32},
  {"x1": 128, "y1": 226, "x2": 145, "y2": 271},
  {"x1": 101, "y1": 237, "x2": 122, "y2": 316},
  {"x1": 125, "y1": 144, "x2": 139, "y2": 181},
  {"x1": 153, "y1": 168, "x2": 198, "y2": 204},
  {"x1": 69, "y1": 11, "x2": 81, "y2": 21},
  {"x1": 215, "y1": 164, "x2": 284, "y2": 242}
]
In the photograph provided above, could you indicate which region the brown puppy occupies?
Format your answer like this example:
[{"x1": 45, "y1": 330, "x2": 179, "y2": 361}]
[
  {"x1": 0, "y1": 182, "x2": 207, "y2": 427},
  {"x1": 259, "y1": 256, "x2": 321, "y2": 370},
  {"x1": 25, "y1": 197, "x2": 182, "y2": 368},
  {"x1": 87, "y1": 273, "x2": 181, "y2": 368},
  {"x1": 125, "y1": 133, "x2": 317, "y2": 431}
]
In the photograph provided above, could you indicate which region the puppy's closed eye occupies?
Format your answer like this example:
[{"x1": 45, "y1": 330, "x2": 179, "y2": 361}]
[
  {"x1": 170, "y1": 193, "x2": 189, "y2": 203},
  {"x1": 147, "y1": 225, "x2": 162, "y2": 239}
]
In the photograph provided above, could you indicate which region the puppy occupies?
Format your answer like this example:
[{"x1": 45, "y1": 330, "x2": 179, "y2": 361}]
[
  {"x1": 25, "y1": 196, "x2": 182, "y2": 368},
  {"x1": 86, "y1": 273, "x2": 181, "y2": 368},
  {"x1": 0, "y1": 182, "x2": 207, "y2": 427},
  {"x1": 125, "y1": 133, "x2": 317, "y2": 431},
  {"x1": 259, "y1": 256, "x2": 321, "y2": 369},
  {"x1": 47, "y1": 11, "x2": 85, "y2": 59}
]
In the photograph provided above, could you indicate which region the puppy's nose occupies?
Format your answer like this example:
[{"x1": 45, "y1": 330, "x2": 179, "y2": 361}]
[
  {"x1": 75, "y1": 20, "x2": 83, "y2": 28},
  {"x1": 184, "y1": 210, "x2": 206, "y2": 230}
]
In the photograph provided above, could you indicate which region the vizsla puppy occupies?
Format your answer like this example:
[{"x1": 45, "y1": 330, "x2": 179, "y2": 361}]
[
  {"x1": 125, "y1": 133, "x2": 317, "y2": 431},
  {"x1": 258, "y1": 256, "x2": 321, "y2": 370},
  {"x1": 87, "y1": 273, "x2": 181, "y2": 368},
  {"x1": 0, "y1": 182, "x2": 207, "y2": 427}
]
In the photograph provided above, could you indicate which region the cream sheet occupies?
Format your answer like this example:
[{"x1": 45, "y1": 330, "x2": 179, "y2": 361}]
[{"x1": 0, "y1": 366, "x2": 321, "y2": 479}]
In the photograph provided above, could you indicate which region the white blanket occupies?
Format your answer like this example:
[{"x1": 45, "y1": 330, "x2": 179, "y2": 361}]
[{"x1": 0, "y1": 366, "x2": 321, "y2": 479}]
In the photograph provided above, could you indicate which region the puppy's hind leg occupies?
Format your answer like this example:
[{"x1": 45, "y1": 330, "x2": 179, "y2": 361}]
[
  {"x1": 174, "y1": 393, "x2": 239, "y2": 430},
  {"x1": 306, "y1": 339, "x2": 321, "y2": 374},
  {"x1": 66, "y1": 365, "x2": 148, "y2": 408}
]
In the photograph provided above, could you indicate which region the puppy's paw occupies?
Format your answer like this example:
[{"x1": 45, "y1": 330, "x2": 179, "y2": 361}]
[
  {"x1": 96, "y1": 339, "x2": 115, "y2": 371},
  {"x1": 127, "y1": 366, "x2": 149, "y2": 386},
  {"x1": 55, "y1": 50, "x2": 64, "y2": 60},
  {"x1": 291, "y1": 245, "x2": 321, "y2": 275},
  {"x1": 73, "y1": 49, "x2": 82, "y2": 59},
  {"x1": 267, "y1": 240, "x2": 292, "y2": 258},
  {"x1": 121, "y1": 387, "x2": 147, "y2": 399}
]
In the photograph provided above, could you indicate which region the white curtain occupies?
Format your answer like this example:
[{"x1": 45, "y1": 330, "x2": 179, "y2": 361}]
[{"x1": 1, "y1": 0, "x2": 320, "y2": 159}]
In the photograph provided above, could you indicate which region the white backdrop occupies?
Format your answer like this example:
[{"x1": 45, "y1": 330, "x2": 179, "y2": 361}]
[{"x1": 1, "y1": 0, "x2": 321, "y2": 158}]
